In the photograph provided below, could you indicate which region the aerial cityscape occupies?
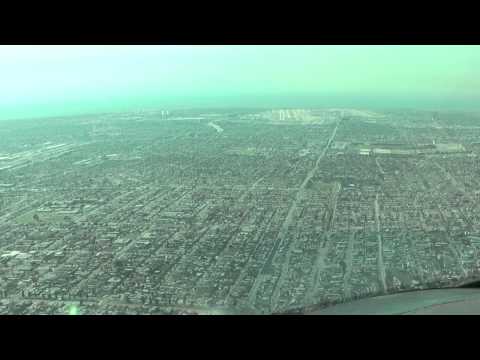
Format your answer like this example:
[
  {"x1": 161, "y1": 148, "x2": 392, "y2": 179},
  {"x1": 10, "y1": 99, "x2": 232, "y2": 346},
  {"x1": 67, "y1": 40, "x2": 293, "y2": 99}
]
[{"x1": 1, "y1": 108, "x2": 480, "y2": 314}]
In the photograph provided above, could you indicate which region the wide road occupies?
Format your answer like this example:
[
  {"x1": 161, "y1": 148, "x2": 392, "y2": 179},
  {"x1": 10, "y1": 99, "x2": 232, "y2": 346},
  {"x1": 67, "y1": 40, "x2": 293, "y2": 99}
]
[
  {"x1": 270, "y1": 119, "x2": 342, "y2": 311},
  {"x1": 375, "y1": 193, "x2": 388, "y2": 293}
]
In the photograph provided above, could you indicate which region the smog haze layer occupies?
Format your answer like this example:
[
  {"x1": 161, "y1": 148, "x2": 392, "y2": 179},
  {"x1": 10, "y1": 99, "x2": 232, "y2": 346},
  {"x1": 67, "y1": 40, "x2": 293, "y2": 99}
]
[{"x1": 1, "y1": 45, "x2": 479, "y2": 121}]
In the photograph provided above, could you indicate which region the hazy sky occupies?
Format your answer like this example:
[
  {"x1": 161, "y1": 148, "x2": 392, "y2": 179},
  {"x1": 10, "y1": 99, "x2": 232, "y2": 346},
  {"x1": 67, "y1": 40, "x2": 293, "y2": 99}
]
[{"x1": 1, "y1": 45, "x2": 479, "y2": 120}]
